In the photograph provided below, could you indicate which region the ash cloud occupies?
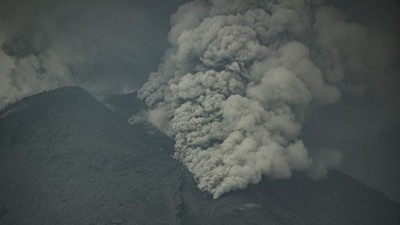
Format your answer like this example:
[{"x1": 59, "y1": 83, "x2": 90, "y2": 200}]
[
  {"x1": 139, "y1": 0, "x2": 398, "y2": 199},
  {"x1": 0, "y1": 0, "x2": 185, "y2": 109},
  {"x1": 1, "y1": 0, "x2": 399, "y2": 202}
]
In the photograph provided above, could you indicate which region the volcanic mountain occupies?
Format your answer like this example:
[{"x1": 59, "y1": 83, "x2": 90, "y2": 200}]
[{"x1": 0, "y1": 86, "x2": 399, "y2": 225}]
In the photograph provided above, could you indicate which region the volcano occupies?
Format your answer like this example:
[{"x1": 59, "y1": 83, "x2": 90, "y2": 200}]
[{"x1": 0, "y1": 86, "x2": 399, "y2": 225}]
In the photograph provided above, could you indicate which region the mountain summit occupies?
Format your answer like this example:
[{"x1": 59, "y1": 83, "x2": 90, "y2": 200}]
[{"x1": 0, "y1": 86, "x2": 399, "y2": 225}]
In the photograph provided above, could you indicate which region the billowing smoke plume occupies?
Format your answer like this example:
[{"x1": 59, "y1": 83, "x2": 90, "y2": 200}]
[{"x1": 139, "y1": 0, "x2": 397, "y2": 199}]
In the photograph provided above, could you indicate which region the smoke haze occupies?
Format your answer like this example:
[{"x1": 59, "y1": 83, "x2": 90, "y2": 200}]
[{"x1": 0, "y1": 0, "x2": 185, "y2": 108}]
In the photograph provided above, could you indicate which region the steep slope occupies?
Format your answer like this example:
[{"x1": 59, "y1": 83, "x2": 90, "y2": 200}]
[
  {"x1": 0, "y1": 86, "x2": 399, "y2": 225},
  {"x1": 0, "y1": 86, "x2": 180, "y2": 225}
]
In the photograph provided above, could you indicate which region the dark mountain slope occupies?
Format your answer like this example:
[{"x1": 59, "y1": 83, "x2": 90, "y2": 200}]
[
  {"x1": 179, "y1": 169, "x2": 400, "y2": 225},
  {"x1": 0, "y1": 86, "x2": 399, "y2": 225},
  {"x1": 0, "y1": 87, "x2": 179, "y2": 225}
]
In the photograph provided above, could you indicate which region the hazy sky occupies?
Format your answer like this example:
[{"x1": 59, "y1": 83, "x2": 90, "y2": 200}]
[
  {"x1": 0, "y1": 0, "x2": 186, "y2": 95},
  {"x1": 1, "y1": 0, "x2": 399, "y2": 202},
  {"x1": 307, "y1": 0, "x2": 400, "y2": 202}
]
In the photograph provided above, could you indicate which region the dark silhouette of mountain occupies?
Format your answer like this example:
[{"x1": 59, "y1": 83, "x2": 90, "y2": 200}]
[{"x1": 0, "y1": 86, "x2": 399, "y2": 225}]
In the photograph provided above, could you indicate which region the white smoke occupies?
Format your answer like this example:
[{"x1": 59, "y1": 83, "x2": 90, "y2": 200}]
[{"x1": 139, "y1": 0, "x2": 397, "y2": 199}]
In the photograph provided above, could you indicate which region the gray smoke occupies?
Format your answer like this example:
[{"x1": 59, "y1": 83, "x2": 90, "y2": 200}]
[
  {"x1": 0, "y1": 33, "x2": 74, "y2": 108},
  {"x1": 138, "y1": 0, "x2": 397, "y2": 199},
  {"x1": 0, "y1": 0, "x2": 185, "y2": 109}
]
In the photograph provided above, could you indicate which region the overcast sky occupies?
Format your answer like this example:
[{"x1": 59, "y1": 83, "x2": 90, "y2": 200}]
[{"x1": 1, "y1": 0, "x2": 399, "y2": 202}]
